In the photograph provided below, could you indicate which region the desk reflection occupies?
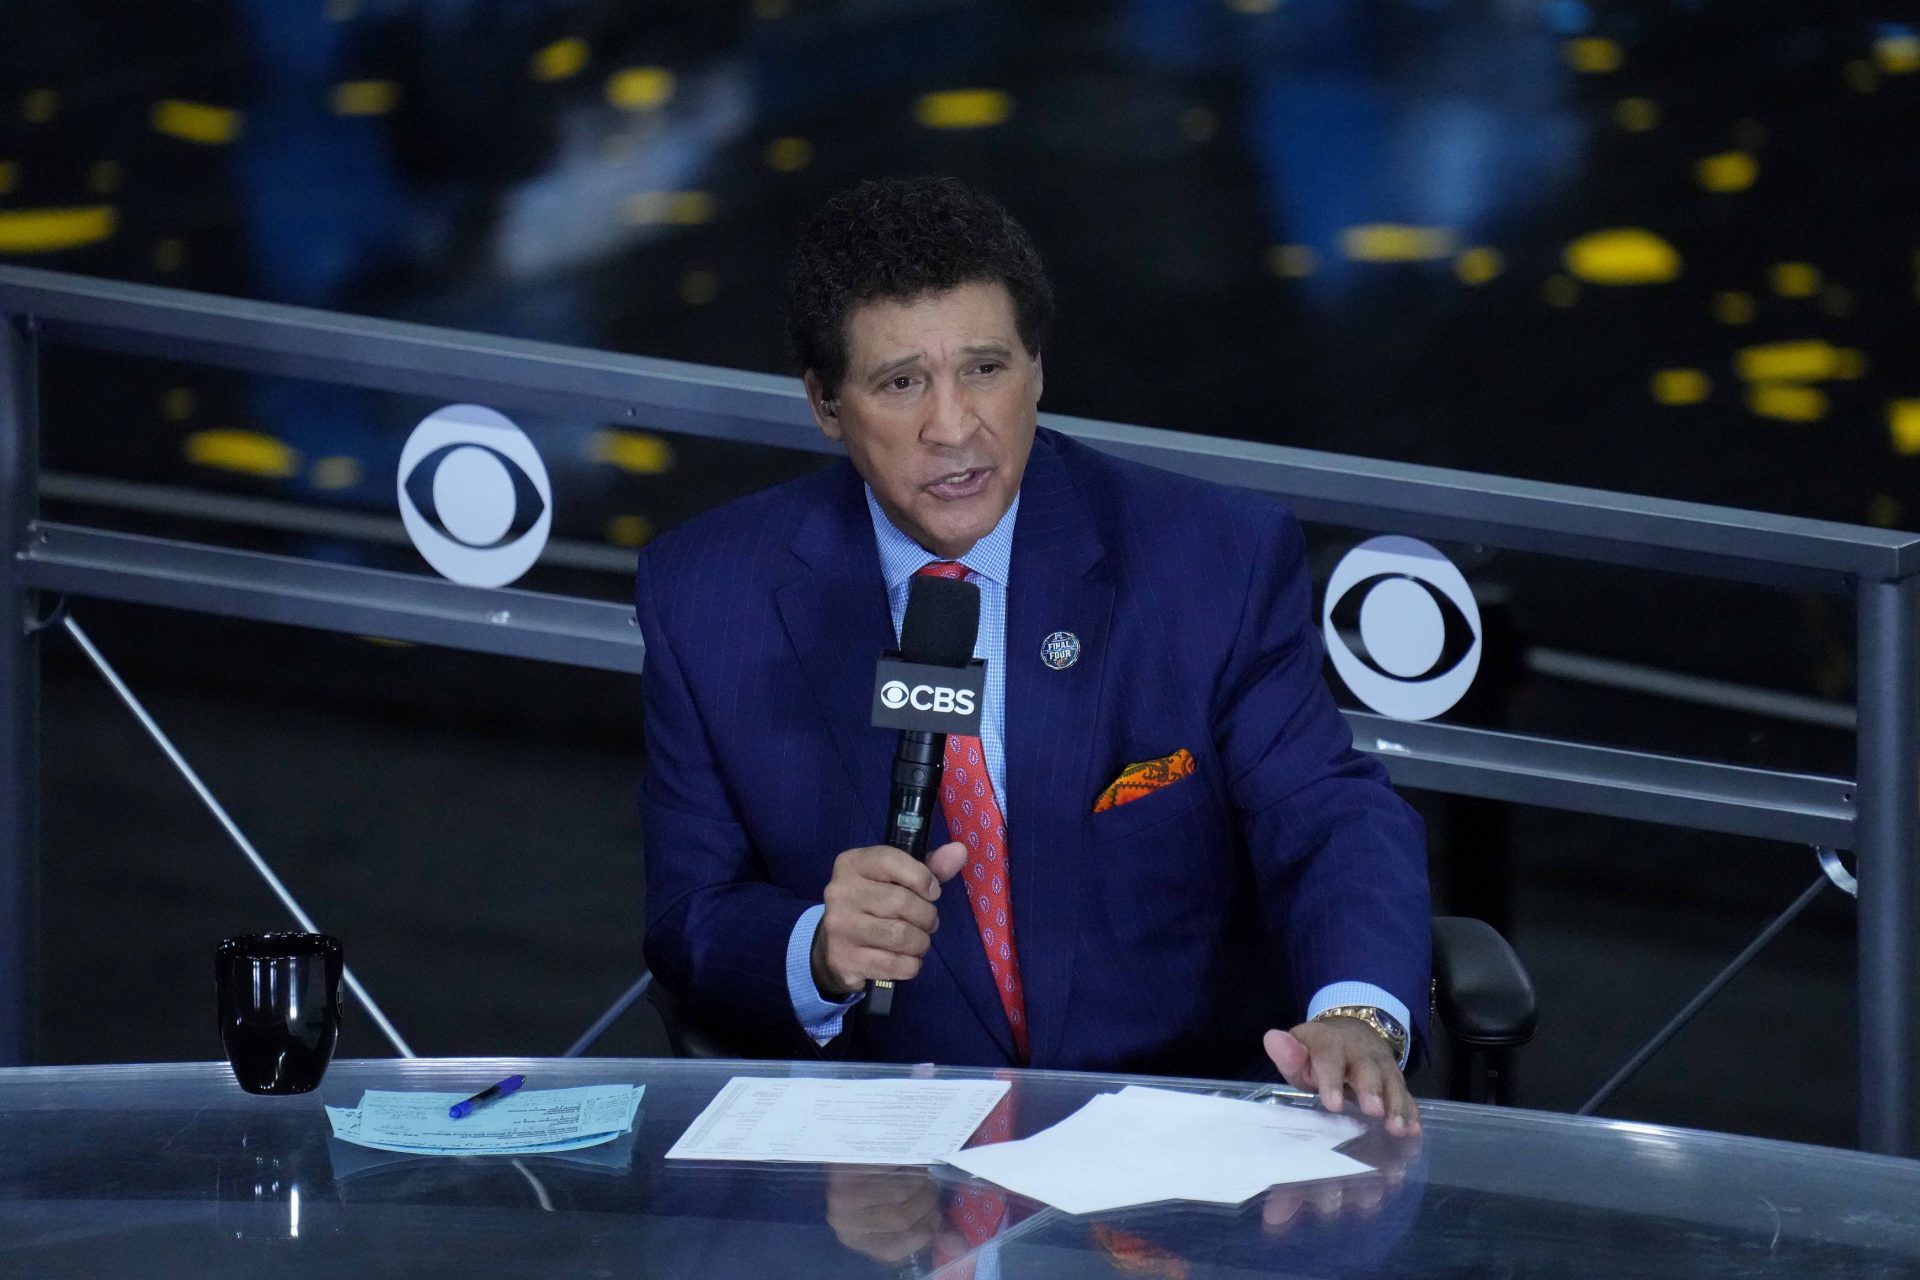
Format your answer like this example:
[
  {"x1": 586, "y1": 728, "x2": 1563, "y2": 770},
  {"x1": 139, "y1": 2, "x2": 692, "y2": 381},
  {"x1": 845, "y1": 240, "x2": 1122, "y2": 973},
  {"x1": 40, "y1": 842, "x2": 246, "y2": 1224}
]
[
  {"x1": 999, "y1": 1123, "x2": 1427, "y2": 1280},
  {"x1": 824, "y1": 1165, "x2": 963, "y2": 1268},
  {"x1": 820, "y1": 1123, "x2": 1425, "y2": 1279}
]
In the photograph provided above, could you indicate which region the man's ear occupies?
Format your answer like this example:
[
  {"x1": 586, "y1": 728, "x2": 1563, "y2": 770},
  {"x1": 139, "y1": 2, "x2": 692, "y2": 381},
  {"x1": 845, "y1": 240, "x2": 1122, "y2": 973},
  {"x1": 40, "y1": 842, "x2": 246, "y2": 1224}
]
[
  {"x1": 803, "y1": 370, "x2": 843, "y2": 442},
  {"x1": 1030, "y1": 352, "x2": 1044, "y2": 407}
]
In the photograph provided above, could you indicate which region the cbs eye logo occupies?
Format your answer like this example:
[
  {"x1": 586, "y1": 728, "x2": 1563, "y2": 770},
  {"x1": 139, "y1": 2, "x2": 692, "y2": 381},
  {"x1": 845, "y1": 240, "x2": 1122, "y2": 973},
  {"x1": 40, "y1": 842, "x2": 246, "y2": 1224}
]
[
  {"x1": 1322, "y1": 536, "x2": 1481, "y2": 722},
  {"x1": 880, "y1": 681, "x2": 911, "y2": 709},
  {"x1": 397, "y1": 404, "x2": 553, "y2": 588}
]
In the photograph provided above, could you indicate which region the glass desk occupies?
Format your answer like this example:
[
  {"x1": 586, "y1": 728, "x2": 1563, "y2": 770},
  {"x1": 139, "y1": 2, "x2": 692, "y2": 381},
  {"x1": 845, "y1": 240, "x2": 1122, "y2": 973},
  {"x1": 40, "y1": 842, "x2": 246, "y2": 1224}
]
[{"x1": 1, "y1": 1057, "x2": 1916, "y2": 1277}]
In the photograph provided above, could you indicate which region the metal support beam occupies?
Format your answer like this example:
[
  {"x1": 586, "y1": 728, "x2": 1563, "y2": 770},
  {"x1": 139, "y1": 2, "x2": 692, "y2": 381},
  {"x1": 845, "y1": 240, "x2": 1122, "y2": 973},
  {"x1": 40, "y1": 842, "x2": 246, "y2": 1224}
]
[
  {"x1": 1578, "y1": 873, "x2": 1832, "y2": 1117},
  {"x1": 39, "y1": 472, "x2": 642, "y2": 576},
  {"x1": 1855, "y1": 577, "x2": 1920, "y2": 1155},
  {"x1": 0, "y1": 317, "x2": 39, "y2": 1065},
  {"x1": 62, "y1": 616, "x2": 416, "y2": 1059},
  {"x1": 19, "y1": 523, "x2": 645, "y2": 675},
  {"x1": 1057, "y1": 413, "x2": 1898, "y2": 594},
  {"x1": 1351, "y1": 712, "x2": 1856, "y2": 850}
]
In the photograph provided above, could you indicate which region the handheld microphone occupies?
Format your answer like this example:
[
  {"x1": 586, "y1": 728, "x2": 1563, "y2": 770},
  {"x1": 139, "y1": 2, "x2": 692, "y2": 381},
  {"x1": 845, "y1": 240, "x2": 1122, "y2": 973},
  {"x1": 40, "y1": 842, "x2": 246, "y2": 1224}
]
[{"x1": 866, "y1": 575, "x2": 983, "y2": 1017}]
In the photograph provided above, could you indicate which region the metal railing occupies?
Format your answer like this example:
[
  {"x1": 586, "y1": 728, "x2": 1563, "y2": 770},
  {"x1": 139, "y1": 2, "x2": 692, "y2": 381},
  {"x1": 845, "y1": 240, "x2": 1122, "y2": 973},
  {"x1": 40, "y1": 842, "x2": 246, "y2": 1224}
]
[{"x1": 3, "y1": 264, "x2": 1916, "y2": 1153}]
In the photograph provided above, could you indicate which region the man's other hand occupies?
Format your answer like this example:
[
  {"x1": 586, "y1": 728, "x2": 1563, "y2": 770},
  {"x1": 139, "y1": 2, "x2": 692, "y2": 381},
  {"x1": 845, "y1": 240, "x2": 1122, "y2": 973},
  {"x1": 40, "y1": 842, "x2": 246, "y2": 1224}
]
[
  {"x1": 811, "y1": 842, "x2": 967, "y2": 999},
  {"x1": 1263, "y1": 1021, "x2": 1422, "y2": 1137},
  {"x1": 1261, "y1": 1124, "x2": 1421, "y2": 1236}
]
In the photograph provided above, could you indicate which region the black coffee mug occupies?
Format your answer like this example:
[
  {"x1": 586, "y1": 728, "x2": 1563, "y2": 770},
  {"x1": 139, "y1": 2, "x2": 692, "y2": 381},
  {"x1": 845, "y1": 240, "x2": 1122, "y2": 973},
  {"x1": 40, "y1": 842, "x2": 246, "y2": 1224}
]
[{"x1": 216, "y1": 933, "x2": 343, "y2": 1095}]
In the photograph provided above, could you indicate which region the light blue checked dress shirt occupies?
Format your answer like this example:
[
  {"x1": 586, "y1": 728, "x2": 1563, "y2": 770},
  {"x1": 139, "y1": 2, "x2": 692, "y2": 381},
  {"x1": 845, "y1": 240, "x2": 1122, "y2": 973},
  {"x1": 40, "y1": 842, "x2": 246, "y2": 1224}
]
[{"x1": 784, "y1": 487, "x2": 1408, "y2": 1061}]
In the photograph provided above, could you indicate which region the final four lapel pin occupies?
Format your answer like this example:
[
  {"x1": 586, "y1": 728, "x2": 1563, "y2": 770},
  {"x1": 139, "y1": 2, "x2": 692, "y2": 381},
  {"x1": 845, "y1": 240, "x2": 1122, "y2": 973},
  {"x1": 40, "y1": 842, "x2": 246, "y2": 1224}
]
[{"x1": 1041, "y1": 631, "x2": 1080, "y2": 670}]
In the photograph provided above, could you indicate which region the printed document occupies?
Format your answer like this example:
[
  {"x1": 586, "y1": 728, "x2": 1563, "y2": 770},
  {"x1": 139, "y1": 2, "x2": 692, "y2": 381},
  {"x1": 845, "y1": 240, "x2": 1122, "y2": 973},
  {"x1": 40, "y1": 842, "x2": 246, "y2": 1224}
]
[{"x1": 666, "y1": 1076, "x2": 1011, "y2": 1165}]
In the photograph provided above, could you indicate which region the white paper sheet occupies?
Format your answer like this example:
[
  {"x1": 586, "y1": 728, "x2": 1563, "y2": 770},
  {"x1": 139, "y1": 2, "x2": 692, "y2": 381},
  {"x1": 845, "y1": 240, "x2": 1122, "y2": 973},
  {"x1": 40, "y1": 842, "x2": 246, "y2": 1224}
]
[
  {"x1": 665, "y1": 1077, "x2": 1012, "y2": 1165},
  {"x1": 943, "y1": 1086, "x2": 1374, "y2": 1216}
]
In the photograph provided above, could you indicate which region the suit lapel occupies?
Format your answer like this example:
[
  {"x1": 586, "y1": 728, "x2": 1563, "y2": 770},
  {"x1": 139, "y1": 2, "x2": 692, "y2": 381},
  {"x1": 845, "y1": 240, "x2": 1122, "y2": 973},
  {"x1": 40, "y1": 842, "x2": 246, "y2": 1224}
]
[
  {"x1": 1003, "y1": 434, "x2": 1113, "y2": 1067},
  {"x1": 774, "y1": 464, "x2": 897, "y2": 836}
]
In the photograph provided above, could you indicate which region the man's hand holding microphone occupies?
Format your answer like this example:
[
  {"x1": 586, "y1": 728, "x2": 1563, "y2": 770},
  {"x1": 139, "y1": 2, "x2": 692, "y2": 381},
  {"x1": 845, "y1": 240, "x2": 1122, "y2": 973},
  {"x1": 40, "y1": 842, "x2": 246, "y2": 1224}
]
[
  {"x1": 811, "y1": 842, "x2": 967, "y2": 999},
  {"x1": 839, "y1": 571, "x2": 983, "y2": 1014}
]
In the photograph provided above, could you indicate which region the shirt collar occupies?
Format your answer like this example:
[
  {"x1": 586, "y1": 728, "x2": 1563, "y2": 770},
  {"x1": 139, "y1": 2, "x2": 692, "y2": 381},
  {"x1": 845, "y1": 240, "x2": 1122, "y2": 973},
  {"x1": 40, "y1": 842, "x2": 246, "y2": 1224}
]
[{"x1": 864, "y1": 485, "x2": 1019, "y2": 592}]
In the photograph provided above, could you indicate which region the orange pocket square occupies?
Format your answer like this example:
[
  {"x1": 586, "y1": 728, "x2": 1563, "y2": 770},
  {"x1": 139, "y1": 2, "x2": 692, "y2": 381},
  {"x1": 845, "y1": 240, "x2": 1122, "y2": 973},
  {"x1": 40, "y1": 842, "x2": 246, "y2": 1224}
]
[{"x1": 1093, "y1": 749, "x2": 1197, "y2": 813}]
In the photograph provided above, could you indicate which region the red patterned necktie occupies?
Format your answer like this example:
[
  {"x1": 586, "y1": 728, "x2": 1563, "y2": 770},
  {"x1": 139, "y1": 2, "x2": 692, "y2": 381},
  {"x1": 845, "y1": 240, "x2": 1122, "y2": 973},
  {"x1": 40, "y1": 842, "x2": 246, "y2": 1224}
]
[{"x1": 914, "y1": 561, "x2": 1030, "y2": 1061}]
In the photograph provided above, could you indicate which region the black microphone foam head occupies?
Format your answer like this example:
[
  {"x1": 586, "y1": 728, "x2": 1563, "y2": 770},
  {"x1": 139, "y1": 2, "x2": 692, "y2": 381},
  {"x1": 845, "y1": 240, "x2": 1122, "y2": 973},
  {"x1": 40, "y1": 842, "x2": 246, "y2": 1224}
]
[{"x1": 899, "y1": 575, "x2": 980, "y2": 667}]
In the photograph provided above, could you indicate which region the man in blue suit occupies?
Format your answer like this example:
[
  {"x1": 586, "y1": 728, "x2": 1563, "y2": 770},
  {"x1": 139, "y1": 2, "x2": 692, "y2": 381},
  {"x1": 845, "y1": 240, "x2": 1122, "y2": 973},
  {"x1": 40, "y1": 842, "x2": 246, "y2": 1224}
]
[{"x1": 637, "y1": 177, "x2": 1429, "y2": 1135}]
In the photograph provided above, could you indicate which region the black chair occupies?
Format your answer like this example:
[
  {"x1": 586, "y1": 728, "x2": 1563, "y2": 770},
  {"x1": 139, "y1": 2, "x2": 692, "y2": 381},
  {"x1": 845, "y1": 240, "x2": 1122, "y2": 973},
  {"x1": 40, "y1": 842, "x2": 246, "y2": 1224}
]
[
  {"x1": 1430, "y1": 915, "x2": 1536, "y2": 1103},
  {"x1": 651, "y1": 915, "x2": 1535, "y2": 1103}
]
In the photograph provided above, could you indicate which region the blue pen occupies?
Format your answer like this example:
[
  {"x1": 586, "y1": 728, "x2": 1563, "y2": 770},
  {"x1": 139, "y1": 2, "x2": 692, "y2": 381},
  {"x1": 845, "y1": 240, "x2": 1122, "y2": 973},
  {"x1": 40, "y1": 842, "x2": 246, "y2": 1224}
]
[{"x1": 449, "y1": 1074, "x2": 525, "y2": 1119}]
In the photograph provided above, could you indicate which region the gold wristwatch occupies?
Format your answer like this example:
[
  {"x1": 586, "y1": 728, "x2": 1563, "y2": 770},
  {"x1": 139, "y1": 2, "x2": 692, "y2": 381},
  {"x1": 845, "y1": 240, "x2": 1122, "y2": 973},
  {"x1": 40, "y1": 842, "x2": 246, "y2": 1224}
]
[{"x1": 1313, "y1": 1004, "x2": 1409, "y2": 1062}]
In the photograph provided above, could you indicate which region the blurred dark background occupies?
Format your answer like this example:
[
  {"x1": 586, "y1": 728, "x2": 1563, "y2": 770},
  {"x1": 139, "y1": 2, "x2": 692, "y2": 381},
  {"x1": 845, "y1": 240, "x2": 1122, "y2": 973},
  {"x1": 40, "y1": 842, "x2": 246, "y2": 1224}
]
[{"x1": 3, "y1": 0, "x2": 1912, "y2": 1147}]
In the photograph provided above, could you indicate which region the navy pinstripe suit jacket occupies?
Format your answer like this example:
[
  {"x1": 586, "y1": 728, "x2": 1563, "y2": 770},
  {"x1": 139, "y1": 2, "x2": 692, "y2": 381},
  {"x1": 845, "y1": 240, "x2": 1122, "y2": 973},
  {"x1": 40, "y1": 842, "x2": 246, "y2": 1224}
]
[{"x1": 635, "y1": 428, "x2": 1429, "y2": 1077}]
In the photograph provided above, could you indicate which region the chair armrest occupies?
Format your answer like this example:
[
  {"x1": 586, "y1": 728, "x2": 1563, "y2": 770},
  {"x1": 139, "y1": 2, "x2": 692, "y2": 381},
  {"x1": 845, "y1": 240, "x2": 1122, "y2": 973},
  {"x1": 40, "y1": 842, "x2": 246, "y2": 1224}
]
[
  {"x1": 649, "y1": 981, "x2": 753, "y2": 1059},
  {"x1": 1432, "y1": 916, "x2": 1538, "y2": 1049}
]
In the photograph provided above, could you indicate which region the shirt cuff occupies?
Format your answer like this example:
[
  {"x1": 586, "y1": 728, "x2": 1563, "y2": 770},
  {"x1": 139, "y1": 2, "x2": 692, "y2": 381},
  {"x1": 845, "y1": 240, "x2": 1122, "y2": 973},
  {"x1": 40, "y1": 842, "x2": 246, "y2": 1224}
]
[
  {"x1": 1307, "y1": 981, "x2": 1412, "y2": 1069},
  {"x1": 786, "y1": 903, "x2": 863, "y2": 1044}
]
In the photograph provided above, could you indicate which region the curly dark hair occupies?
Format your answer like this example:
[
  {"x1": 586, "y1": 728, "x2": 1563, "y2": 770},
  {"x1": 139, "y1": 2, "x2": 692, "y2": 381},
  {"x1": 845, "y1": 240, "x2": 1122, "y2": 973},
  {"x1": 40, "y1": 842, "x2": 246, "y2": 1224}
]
[{"x1": 785, "y1": 176, "x2": 1054, "y2": 397}]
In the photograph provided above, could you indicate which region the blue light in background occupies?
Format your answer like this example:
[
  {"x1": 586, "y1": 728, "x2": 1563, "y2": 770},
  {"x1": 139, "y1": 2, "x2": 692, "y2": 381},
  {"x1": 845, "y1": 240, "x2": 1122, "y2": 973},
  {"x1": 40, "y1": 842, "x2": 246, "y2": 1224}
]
[{"x1": 1544, "y1": 1, "x2": 1591, "y2": 36}]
